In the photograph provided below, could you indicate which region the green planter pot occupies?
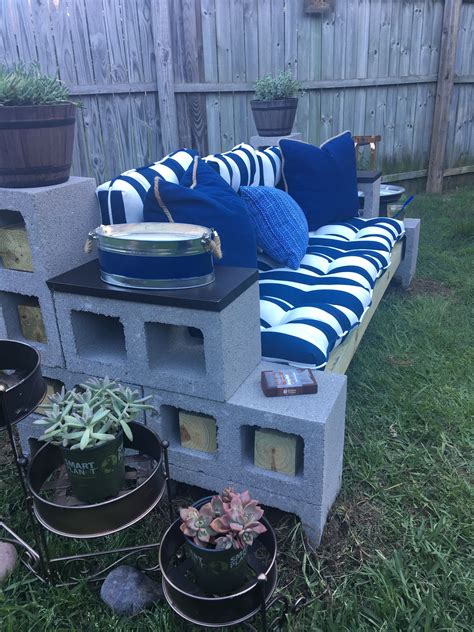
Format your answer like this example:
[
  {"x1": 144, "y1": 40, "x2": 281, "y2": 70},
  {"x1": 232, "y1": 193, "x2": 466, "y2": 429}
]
[
  {"x1": 60, "y1": 431, "x2": 125, "y2": 503},
  {"x1": 185, "y1": 497, "x2": 250, "y2": 595}
]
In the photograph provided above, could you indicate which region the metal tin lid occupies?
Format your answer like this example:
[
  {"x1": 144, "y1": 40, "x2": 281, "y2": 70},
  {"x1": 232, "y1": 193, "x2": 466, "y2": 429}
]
[{"x1": 93, "y1": 222, "x2": 213, "y2": 257}]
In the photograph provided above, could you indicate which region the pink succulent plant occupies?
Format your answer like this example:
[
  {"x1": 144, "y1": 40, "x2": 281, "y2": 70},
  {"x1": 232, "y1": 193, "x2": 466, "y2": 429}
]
[{"x1": 179, "y1": 488, "x2": 267, "y2": 550}]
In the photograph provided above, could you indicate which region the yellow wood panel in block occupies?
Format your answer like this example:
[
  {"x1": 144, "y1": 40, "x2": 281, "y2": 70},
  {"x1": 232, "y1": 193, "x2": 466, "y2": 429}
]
[
  {"x1": 0, "y1": 223, "x2": 33, "y2": 271},
  {"x1": 18, "y1": 304, "x2": 47, "y2": 343},
  {"x1": 254, "y1": 428, "x2": 301, "y2": 476},
  {"x1": 179, "y1": 410, "x2": 217, "y2": 453}
]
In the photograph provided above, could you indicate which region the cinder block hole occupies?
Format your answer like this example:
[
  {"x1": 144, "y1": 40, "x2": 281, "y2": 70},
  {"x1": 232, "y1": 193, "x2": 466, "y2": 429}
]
[
  {"x1": 241, "y1": 425, "x2": 304, "y2": 478},
  {"x1": 71, "y1": 311, "x2": 126, "y2": 363},
  {"x1": 160, "y1": 405, "x2": 217, "y2": 456},
  {"x1": 36, "y1": 377, "x2": 65, "y2": 411},
  {"x1": 145, "y1": 322, "x2": 205, "y2": 376},
  {"x1": 0, "y1": 291, "x2": 47, "y2": 343},
  {"x1": 0, "y1": 210, "x2": 33, "y2": 272}
]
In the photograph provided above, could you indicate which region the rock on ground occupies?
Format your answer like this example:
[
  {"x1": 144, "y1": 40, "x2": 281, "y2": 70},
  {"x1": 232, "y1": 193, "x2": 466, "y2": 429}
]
[
  {"x1": 100, "y1": 565, "x2": 163, "y2": 616},
  {"x1": 0, "y1": 542, "x2": 18, "y2": 583}
]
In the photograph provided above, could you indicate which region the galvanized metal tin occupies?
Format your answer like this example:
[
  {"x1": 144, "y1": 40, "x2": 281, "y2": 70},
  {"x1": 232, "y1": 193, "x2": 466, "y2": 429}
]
[{"x1": 88, "y1": 222, "x2": 217, "y2": 290}]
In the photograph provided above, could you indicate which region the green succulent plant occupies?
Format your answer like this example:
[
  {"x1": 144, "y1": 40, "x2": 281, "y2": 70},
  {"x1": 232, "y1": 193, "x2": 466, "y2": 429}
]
[
  {"x1": 33, "y1": 376, "x2": 154, "y2": 450},
  {"x1": 0, "y1": 62, "x2": 76, "y2": 106},
  {"x1": 254, "y1": 71, "x2": 303, "y2": 101}
]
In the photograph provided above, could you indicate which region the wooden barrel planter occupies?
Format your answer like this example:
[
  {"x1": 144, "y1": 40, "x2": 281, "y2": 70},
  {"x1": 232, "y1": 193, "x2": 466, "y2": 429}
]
[
  {"x1": 0, "y1": 103, "x2": 76, "y2": 188},
  {"x1": 250, "y1": 98, "x2": 298, "y2": 136}
]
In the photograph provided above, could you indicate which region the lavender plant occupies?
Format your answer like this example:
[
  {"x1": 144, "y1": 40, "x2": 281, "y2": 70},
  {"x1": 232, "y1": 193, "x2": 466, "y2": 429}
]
[
  {"x1": 254, "y1": 71, "x2": 303, "y2": 101},
  {"x1": 33, "y1": 376, "x2": 153, "y2": 450},
  {"x1": 0, "y1": 62, "x2": 74, "y2": 106},
  {"x1": 180, "y1": 488, "x2": 267, "y2": 550}
]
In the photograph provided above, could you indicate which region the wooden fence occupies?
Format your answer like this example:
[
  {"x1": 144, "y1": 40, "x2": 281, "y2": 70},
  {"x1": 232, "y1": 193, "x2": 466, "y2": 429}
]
[{"x1": 0, "y1": 0, "x2": 473, "y2": 190}]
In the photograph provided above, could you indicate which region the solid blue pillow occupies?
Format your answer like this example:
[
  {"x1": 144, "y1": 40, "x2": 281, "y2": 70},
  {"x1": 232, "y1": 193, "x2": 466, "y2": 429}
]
[
  {"x1": 143, "y1": 157, "x2": 257, "y2": 269},
  {"x1": 239, "y1": 186, "x2": 308, "y2": 270},
  {"x1": 280, "y1": 132, "x2": 359, "y2": 230}
]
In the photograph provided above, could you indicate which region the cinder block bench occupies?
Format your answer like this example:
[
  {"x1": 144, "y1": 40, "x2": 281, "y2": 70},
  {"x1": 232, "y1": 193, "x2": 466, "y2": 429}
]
[{"x1": 145, "y1": 362, "x2": 347, "y2": 547}]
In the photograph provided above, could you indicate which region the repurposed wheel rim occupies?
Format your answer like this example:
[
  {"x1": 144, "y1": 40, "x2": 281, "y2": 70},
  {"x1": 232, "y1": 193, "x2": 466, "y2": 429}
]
[
  {"x1": 27, "y1": 422, "x2": 166, "y2": 538},
  {"x1": 159, "y1": 515, "x2": 278, "y2": 628},
  {"x1": 0, "y1": 339, "x2": 46, "y2": 429}
]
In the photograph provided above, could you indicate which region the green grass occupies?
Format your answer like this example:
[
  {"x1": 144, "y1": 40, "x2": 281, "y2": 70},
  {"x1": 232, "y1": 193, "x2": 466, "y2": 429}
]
[{"x1": 1, "y1": 188, "x2": 473, "y2": 631}]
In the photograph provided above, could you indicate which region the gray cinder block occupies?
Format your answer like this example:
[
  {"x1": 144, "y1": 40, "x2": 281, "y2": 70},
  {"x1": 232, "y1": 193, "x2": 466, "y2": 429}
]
[
  {"x1": 394, "y1": 218, "x2": 421, "y2": 289},
  {"x1": 17, "y1": 365, "x2": 146, "y2": 456},
  {"x1": 145, "y1": 362, "x2": 347, "y2": 544},
  {"x1": 250, "y1": 132, "x2": 302, "y2": 148},
  {"x1": 0, "y1": 285, "x2": 63, "y2": 368},
  {"x1": 168, "y1": 462, "x2": 328, "y2": 549},
  {"x1": 52, "y1": 279, "x2": 261, "y2": 402},
  {"x1": 0, "y1": 177, "x2": 99, "y2": 279},
  {"x1": 358, "y1": 176, "x2": 381, "y2": 218},
  {"x1": 0, "y1": 178, "x2": 99, "y2": 367}
]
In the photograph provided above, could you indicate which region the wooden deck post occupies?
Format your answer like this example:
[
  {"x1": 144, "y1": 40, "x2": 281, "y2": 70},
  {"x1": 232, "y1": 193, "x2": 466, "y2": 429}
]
[
  {"x1": 152, "y1": 0, "x2": 179, "y2": 154},
  {"x1": 426, "y1": 0, "x2": 462, "y2": 194}
]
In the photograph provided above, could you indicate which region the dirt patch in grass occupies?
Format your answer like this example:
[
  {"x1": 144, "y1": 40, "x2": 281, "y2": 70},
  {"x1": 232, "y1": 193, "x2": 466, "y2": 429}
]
[
  {"x1": 408, "y1": 277, "x2": 452, "y2": 296},
  {"x1": 318, "y1": 497, "x2": 385, "y2": 577},
  {"x1": 387, "y1": 355, "x2": 414, "y2": 367}
]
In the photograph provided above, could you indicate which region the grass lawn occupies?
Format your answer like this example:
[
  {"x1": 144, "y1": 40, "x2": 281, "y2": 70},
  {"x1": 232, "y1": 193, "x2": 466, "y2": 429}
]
[{"x1": 0, "y1": 187, "x2": 473, "y2": 631}]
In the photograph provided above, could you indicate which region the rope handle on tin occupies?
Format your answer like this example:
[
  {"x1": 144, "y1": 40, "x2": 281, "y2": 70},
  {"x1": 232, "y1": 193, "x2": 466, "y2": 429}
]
[
  {"x1": 209, "y1": 229, "x2": 222, "y2": 260},
  {"x1": 201, "y1": 229, "x2": 222, "y2": 260},
  {"x1": 84, "y1": 230, "x2": 97, "y2": 254}
]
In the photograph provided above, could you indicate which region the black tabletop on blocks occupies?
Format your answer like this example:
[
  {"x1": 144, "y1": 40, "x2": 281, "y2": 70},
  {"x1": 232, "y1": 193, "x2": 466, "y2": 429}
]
[{"x1": 47, "y1": 260, "x2": 258, "y2": 312}]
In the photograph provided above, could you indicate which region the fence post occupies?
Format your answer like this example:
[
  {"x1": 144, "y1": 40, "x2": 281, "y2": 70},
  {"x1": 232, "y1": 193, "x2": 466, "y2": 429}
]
[
  {"x1": 426, "y1": 0, "x2": 463, "y2": 194},
  {"x1": 152, "y1": 0, "x2": 179, "y2": 154}
]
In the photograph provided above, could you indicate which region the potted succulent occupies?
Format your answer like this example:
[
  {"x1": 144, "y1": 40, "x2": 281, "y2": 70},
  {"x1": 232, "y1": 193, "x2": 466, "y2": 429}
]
[
  {"x1": 33, "y1": 377, "x2": 153, "y2": 503},
  {"x1": 0, "y1": 62, "x2": 78, "y2": 188},
  {"x1": 180, "y1": 488, "x2": 267, "y2": 595},
  {"x1": 250, "y1": 70, "x2": 303, "y2": 137}
]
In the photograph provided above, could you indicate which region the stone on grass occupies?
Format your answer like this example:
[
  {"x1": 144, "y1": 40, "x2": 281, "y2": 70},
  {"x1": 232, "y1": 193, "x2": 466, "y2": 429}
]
[
  {"x1": 0, "y1": 542, "x2": 18, "y2": 583},
  {"x1": 100, "y1": 565, "x2": 163, "y2": 616}
]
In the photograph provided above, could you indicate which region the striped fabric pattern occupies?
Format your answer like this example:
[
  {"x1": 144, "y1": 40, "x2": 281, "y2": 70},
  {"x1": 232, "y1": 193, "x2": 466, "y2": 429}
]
[
  {"x1": 204, "y1": 144, "x2": 282, "y2": 190},
  {"x1": 254, "y1": 146, "x2": 282, "y2": 187},
  {"x1": 96, "y1": 149, "x2": 197, "y2": 224},
  {"x1": 259, "y1": 217, "x2": 405, "y2": 369}
]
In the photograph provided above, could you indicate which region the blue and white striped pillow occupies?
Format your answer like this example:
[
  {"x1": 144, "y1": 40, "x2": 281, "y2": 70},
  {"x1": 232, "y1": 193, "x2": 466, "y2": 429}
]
[
  {"x1": 254, "y1": 146, "x2": 282, "y2": 188},
  {"x1": 204, "y1": 143, "x2": 258, "y2": 191},
  {"x1": 96, "y1": 149, "x2": 198, "y2": 225},
  {"x1": 203, "y1": 144, "x2": 282, "y2": 190}
]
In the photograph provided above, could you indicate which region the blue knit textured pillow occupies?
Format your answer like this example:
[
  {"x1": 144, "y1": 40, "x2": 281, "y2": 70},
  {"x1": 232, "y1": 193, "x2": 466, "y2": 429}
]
[{"x1": 239, "y1": 186, "x2": 308, "y2": 270}]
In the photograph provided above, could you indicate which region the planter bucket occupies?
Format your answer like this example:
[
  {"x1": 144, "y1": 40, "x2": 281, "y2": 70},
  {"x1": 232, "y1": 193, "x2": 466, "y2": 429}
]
[
  {"x1": 0, "y1": 103, "x2": 76, "y2": 188},
  {"x1": 186, "y1": 539, "x2": 249, "y2": 596},
  {"x1": 60, "y1": 431, "x2": 125, "y2": 503},
  {"x1": 185, "y1": 496, "x2": 250, "y2": 595},
  {"x1": 250, "y1": 98, "x2": 298, "y2": 136}
]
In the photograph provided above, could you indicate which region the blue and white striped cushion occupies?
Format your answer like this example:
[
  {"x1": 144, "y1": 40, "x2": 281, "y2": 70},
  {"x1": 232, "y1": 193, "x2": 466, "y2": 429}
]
[
  {"x1": 259, "y1": 217, "x2": 405, "y2": 369},
  {"x1": 96, "y1": 149, "x2": 197, "y2": 224},
  {"x1": 204, "y1": 144, "x2": 282, "y2": 190}
]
